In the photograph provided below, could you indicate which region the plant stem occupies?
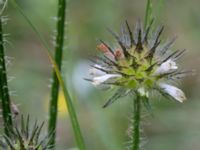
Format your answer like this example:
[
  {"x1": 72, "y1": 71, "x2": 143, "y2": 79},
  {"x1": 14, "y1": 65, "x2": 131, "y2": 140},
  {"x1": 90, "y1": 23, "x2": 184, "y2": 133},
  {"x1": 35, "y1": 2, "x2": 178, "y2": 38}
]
[
  {"x1": 48, "y1": 0, "x2": 66, "y2": 148},
  {"x1": 132, "y1": 92, "x2": 141, "y2": 150},
  {"x1": 144, "y1": 0, "x2": 152, "y2": 29},
  {"x1": 0, "y1": 17, "x2": 13, "y2": 136}
]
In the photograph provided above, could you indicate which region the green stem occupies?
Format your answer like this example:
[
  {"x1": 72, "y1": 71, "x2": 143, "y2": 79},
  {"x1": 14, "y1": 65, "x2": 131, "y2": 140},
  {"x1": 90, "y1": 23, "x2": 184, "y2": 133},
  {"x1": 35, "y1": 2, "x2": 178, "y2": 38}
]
[
  {"x1": 0, "y1": 17, "x2": 13, "y2": 136},
  {"x1": 48, "y1": 0, "x2": 66, "y2": 148},
  {"x1": 144, "y1": 0, "x2": 152, "y2": 29},
  {"x1": 132, "y1": 92, "x2": 141, "y2": 150}
]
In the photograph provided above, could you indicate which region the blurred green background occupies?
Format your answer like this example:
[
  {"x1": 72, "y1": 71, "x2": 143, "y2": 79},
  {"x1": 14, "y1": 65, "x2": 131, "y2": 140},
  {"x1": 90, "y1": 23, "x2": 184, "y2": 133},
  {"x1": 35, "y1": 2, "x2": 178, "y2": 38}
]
[{"x1": 2, "y1": 0, "x2": 200, "y2": 149}]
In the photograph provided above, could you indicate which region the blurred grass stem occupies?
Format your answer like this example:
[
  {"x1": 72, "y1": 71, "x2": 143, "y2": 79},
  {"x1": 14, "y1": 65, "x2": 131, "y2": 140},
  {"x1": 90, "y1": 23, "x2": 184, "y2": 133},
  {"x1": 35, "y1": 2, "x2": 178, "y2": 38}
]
[
  {"x1": 144, "y1": 0, "x2": 152, "y2": 29},
  {"x1": 48, "y1": 0, "x2": 66, "y2": 148}
]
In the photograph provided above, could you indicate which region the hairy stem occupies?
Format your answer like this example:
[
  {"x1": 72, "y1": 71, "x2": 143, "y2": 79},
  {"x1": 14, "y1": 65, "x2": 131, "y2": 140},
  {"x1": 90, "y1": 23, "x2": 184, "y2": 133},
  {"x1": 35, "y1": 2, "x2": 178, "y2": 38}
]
[
  {"x1": 48, "y1": 0, "x2": 66, "y2": 148},
  {"x1": 0, "y1": 17, "x2": 13, "y2": 136},
  {"x1": 132, "y1": 92, "x2": 141, "y2": 150}
]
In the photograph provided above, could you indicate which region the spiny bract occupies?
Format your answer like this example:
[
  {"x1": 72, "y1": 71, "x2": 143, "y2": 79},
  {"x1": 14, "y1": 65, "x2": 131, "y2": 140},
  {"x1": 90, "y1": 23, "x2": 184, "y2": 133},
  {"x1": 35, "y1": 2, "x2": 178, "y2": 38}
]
[
  {"x1": 0, "y1": 116, "x2": 53, "y2": 150},
  {"x1": 88, "y1": 20, "x2": 188, "y2": 108}
]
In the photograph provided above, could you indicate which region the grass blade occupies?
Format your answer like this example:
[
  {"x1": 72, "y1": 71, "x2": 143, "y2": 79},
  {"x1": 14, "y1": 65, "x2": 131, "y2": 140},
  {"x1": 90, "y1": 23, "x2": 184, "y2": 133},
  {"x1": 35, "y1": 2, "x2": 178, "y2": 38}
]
[
  {"x1": 145, "y1": 0, "x2": 166, "y2": 29},
  {"x1": 154, "y1": 0, "x2": 165, "y2": 24},
  {"x1": 144, "y1": 0, "x2": 153, "y2": 29}
]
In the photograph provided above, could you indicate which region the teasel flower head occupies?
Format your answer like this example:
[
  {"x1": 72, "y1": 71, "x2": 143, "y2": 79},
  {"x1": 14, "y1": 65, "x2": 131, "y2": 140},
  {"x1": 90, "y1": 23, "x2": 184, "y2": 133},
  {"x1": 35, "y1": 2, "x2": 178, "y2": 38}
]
[
  {"x1": 0, "y1": 115, "x2": 53, "y2": 150},
  {"x1": 88, "y1": 20, "x2": 188, "y2": 108}
]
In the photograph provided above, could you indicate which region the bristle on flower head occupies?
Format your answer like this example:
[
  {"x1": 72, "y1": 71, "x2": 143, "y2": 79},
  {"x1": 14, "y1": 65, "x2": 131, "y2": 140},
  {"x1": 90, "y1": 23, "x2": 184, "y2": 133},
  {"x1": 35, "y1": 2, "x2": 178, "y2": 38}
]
[
  {"x1": 0, "y1": 115, "x2": 54, "y2": 150},
  {"x1": 88, "y1": 20, "x2": 188, "y2": 107}
]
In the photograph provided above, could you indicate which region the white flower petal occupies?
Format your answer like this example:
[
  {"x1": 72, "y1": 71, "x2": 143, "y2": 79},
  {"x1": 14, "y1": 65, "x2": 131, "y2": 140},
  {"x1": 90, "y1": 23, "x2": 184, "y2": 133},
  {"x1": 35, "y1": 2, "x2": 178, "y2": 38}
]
[
  {"x1": 92, "y1": 74, "x2": 122, "y2": 86},
  {"x1": 89, "y1": 64, "x2": 105, "y2": 76},
  {"x1": 155, "y1": 59, "x2": 178, "y2": 75},
  {"x1": 159, "y1": 83, "x2": 186, "y2": 102}
]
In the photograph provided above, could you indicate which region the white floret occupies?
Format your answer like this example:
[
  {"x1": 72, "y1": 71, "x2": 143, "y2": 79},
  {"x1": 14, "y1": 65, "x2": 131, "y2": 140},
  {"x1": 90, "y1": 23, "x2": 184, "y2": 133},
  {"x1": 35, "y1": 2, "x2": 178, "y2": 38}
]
[
  {"x1": 155, "y1": 59, "x2": 178, "y2": 75},
  {"x1": 159, "y1": 83, "x2": 186, "y2": 102}
]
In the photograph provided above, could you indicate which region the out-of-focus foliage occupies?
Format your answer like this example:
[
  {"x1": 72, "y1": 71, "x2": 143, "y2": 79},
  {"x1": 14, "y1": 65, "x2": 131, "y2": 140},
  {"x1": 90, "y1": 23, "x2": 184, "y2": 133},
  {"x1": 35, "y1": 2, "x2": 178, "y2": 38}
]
[{"x1": 2, "y1": 0, "x2": 200, "y2": 149}]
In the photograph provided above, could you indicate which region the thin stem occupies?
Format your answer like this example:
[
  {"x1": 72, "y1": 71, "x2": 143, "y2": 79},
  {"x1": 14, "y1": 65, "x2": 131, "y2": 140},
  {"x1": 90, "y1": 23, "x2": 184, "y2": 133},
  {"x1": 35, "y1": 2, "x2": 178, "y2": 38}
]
[
  {"x1": 155, "y1": 0, "x2": 165, "y2": 19},
  {"x1": 144, "y1": 0, "x2": 152, "y2": 29},
  {"x1": 48, "y1": 0, "x2": 66, "y2": 148},
  {"x1": 132, "y1": 92, "x2": 141, "y2": 150},
  {"x1": 0, "y1": 17, "x2": 13, "y2": 136}
]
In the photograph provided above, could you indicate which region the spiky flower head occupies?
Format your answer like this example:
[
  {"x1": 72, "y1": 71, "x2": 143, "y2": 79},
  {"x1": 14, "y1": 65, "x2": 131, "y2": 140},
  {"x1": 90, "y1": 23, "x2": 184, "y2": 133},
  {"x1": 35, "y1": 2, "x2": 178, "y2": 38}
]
[
  {"x1": 0, "y1": 116, "x2": 53, "y2": 150},
  {"x1": 88, "y1": 20, "x2": 188, "y2": 108}
]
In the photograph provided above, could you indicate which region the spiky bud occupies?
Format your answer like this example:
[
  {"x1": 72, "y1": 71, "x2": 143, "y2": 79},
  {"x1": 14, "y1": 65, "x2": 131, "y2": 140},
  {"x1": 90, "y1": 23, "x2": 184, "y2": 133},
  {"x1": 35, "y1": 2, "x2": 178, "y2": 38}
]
[{"x1": 0, "y1": 116, "x2": 53, "y2": 150}]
